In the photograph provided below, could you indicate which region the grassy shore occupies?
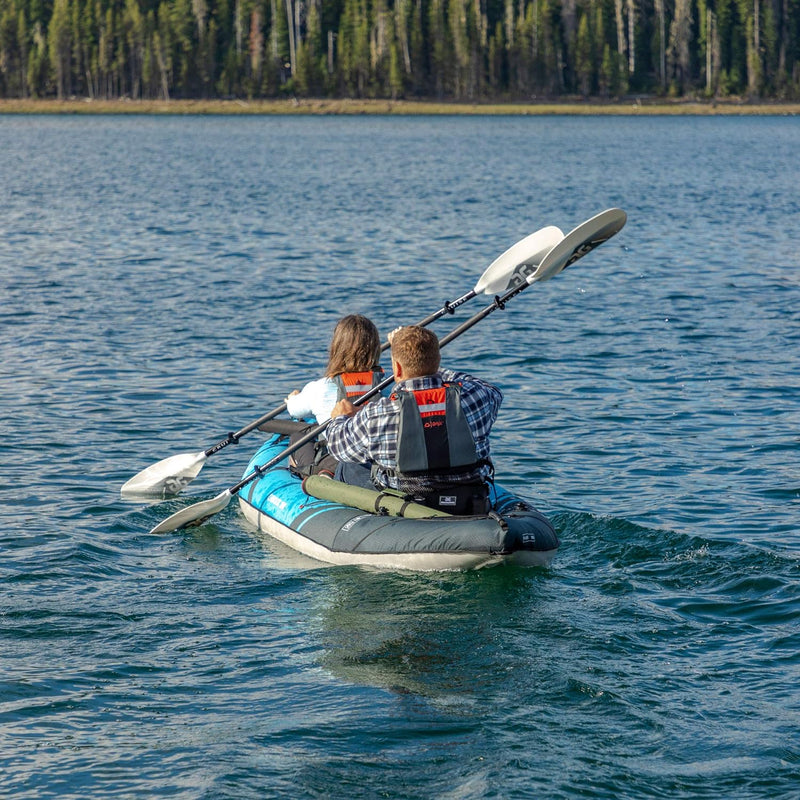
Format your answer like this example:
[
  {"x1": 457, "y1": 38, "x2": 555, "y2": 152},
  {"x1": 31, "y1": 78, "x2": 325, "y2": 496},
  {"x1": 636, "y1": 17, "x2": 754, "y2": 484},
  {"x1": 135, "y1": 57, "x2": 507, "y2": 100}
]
[{"x1": 1, "y1": 97, "x2": 799, "y2": 115}]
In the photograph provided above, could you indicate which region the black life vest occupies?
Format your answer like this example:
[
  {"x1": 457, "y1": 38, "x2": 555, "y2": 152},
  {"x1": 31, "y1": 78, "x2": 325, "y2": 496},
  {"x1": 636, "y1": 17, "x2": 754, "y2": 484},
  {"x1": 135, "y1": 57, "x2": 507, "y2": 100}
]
[
  {"x1": 333, "y1": 369, "x2": 384, "y2": 403},
  {"x1": 394, "y1": 383, "x2": 480, "y2": 476}
]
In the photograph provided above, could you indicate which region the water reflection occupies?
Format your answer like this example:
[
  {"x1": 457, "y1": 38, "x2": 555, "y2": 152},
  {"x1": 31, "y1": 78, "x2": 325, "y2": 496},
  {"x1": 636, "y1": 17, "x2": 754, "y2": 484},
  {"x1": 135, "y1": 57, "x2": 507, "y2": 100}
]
[{"x1": 309, "y1": 567, "x2": 552, "y2": 701}]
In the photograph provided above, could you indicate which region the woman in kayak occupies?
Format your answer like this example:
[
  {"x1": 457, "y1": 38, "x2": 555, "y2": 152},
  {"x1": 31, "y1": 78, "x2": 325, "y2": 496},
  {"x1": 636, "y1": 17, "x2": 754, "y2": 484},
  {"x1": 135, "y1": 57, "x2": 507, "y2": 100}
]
[
  {"x1": 286, "y1": 314, "x2": 383, "y2": 422},
  {"x1": 277, "y1": 314, "x2": 384, "y2": 476}
]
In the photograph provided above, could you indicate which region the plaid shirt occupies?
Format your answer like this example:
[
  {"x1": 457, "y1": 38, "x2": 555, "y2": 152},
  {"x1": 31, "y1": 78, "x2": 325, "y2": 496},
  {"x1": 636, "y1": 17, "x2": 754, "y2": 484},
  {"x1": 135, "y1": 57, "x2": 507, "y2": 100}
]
[{"x1": 326, "y1": 369, "x2": 502, "y2": 490}]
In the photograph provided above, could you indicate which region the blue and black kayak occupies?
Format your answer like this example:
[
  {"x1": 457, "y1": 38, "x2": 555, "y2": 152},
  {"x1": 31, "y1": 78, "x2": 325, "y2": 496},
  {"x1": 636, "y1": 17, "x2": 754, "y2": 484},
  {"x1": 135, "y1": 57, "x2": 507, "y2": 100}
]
[{"x1": 238, "y1": 436, "x2": 559, "y2": 571}]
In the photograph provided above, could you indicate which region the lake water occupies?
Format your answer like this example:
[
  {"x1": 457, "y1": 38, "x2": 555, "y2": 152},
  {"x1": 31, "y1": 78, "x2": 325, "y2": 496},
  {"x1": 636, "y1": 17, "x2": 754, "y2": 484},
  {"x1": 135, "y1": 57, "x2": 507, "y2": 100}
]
[{"x1": 1, "y1": 113, "x2": 799, "y2": 798}]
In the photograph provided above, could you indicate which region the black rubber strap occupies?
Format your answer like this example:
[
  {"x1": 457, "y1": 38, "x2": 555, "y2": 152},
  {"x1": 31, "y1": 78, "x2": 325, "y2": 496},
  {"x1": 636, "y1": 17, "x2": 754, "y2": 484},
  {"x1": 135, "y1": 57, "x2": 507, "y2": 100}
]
[
  {"x1": 398, "y1": 500, "x2": 414, "y2": 517},
  {"x1": 374, "y1": 493, "x2": 392, "y2": 516}
]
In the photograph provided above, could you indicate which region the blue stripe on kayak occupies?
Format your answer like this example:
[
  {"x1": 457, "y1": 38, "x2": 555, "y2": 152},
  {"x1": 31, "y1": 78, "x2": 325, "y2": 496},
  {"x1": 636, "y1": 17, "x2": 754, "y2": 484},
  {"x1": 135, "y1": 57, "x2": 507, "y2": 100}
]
[{"x1": 294, "y1": 504, "x2": 348, "y2": 532}]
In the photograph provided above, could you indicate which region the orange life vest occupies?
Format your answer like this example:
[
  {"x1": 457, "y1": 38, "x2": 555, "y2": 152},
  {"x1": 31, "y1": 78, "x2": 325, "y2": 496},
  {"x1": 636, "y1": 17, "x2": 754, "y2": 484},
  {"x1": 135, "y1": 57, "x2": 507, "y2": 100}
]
[{"x1": 333, "y1": 369, "x2": 384, "y2": 402}]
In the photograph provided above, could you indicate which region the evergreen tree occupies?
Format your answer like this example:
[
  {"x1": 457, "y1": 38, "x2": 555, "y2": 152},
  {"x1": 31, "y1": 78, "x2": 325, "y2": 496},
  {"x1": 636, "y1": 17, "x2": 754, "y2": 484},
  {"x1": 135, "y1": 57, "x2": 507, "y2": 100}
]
[
  {"x1": 0, "y1": 0, "x2": 22, "y2": 95},
  {"x1": 48, "y1": 0, "x2": 71, "y2": 97},
  {"x1": 487, "y1": 17, "x2": 503, "y2": 90},
  {"x1": 170, "y1": 0, "x2": 196, "y2": 94},
  {"x1": 716, "y1": 0, "x2": 746, "y2": 92},
  {"x1": 156, "y1": 1, "x2": 173, "y2": 97},
  {"x1": 450, "y1": 0, "x2": 470, "y2": 96},
  {"x1": 759, "y1": 0, "x2": 777, "y2": 93},
  {"x1": 388, "y1": 25, "x2": 403, "y2": 95},
  {"x1": 667, "y1": 0, "x2": 692, "y2": 93},
  {"x1": 27, "y1": 19, "x2": 48, "y2": 95},
  {"x1": 18, "y1": 5, "x2": 30, "y2": 95},
  {"x1": 428, "y1": 0, "x2": 451, "y2": 95},
  {"x1": 353, "y1": 0, "x2": 370, "y2": 96},
  {"x1": 575, "y1": 7, "x2": 592, "y2": 93},
  {"x1": 408, "y1": 0, "x2": 425, "y2": 92},
  {"x1": 123, "y1": 0, "x2": 145, "y2": 96}
]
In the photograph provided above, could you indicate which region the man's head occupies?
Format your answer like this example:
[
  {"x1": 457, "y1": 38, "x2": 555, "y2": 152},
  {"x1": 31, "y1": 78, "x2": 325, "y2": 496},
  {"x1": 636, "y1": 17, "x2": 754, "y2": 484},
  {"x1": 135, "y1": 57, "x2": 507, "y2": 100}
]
[{"x1": 390, "y1": 326, "x2": 441, "y2": 380}]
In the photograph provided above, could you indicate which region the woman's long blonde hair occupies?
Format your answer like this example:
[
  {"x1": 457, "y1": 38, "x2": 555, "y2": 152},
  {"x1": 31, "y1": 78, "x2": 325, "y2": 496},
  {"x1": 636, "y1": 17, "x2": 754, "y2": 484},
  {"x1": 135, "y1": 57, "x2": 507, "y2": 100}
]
[{"x1": 325, "y1": 315, "x2": 381, "y2": 378}]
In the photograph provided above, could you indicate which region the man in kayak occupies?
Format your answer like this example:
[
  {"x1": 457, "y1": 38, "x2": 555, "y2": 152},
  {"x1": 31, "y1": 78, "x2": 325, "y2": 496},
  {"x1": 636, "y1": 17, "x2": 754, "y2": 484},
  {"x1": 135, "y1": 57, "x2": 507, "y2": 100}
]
[{"x1": 326, "y1": 325, "x2": 502, "y2": 514}]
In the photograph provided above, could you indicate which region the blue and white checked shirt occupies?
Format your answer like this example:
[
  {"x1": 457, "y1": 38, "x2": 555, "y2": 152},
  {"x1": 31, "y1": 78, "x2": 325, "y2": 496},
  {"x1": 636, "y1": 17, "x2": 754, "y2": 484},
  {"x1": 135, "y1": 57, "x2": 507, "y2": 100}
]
[{"x1": 326, "y1": 369, "x2": 503, "y2": 490}]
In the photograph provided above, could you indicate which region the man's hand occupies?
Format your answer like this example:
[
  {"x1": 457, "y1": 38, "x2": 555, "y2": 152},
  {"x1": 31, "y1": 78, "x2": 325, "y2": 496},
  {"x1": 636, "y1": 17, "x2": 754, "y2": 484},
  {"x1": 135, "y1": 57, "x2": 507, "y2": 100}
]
[
  {"x1": 387, "y1": 326, "x2": 404, "y2": 345},
  {"x1": 330, "y1": 398, "x2": 357, "y2": 418}
]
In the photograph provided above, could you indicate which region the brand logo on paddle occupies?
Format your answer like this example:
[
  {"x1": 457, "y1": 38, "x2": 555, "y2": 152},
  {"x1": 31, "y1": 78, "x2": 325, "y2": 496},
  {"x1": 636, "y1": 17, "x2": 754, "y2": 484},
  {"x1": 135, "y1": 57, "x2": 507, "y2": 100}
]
[
  {"x1": 509, "y1": 261, "x2": 539, "y2": 287},
  {"x1": 164, "y1": 476, "x2": 192, "y2": 494},
  {"x1": 566, "y1": 235, "x2": 607, "y2": 267}
]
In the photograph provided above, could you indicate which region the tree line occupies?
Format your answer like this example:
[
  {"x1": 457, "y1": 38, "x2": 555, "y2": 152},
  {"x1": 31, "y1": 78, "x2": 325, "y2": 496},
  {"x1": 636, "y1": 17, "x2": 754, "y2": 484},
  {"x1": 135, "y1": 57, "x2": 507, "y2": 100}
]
[{"x1": 1, "y1": 0, "x2": 798, "y2": 101}]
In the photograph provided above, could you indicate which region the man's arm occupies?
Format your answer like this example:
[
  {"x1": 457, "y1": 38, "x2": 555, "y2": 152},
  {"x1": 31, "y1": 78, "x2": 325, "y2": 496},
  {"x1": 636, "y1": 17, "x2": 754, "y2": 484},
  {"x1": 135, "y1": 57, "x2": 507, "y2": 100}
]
[
  {"x1": 440, "y1": 369, "x2": 503, "y2": 414},
  {"x1": 326, "y1": 404, "x2": 375, "y2": 464}
]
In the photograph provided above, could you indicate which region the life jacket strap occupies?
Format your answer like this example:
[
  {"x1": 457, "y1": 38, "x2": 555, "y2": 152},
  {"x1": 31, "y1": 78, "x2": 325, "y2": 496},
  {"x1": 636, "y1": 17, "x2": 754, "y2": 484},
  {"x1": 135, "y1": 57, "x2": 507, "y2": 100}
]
[{"x1": 408, "y1": 482, "x2": 491, "y2": 516}]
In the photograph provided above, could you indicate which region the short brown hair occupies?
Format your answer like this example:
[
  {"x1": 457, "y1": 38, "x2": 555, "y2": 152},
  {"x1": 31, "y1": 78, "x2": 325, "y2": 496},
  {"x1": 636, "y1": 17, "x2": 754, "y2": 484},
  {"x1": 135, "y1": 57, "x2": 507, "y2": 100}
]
[
  {"x1": 391, "y1": 326, "x2": 440, "y2": 378},
  {"x1": 325, "y1": 315, "x2": 381, "y2": 378}
]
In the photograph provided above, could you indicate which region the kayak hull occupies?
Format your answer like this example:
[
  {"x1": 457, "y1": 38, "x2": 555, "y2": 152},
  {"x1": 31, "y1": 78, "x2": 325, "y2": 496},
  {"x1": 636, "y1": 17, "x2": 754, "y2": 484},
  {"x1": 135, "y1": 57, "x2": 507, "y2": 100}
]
[{"x1": 238, "y1": 437, "x2": 559, "y2": 571}]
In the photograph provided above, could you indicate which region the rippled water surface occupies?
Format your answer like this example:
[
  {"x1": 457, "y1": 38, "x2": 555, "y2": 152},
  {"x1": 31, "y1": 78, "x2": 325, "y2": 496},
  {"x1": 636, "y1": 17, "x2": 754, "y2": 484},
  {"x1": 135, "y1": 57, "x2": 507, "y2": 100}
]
[{"x1": 1, "y1": 114, "x2": 799, "y2": 798}]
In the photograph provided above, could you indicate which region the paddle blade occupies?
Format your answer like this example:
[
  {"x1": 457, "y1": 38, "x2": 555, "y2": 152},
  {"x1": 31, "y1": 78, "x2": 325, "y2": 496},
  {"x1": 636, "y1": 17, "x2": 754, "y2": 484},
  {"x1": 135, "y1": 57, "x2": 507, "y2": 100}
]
[
  {"x1": 149, "y1": 490, "x2": 233, "y2": 534},
  {"x1": 121, "y1": 451, "x2": 207, "y2": 497},
  {"x1": 475, "y1": 226, "x2": 564, "y2": 295},
  {"x1": 528, "y1": 208, "x2": 627, "y2": 284}
]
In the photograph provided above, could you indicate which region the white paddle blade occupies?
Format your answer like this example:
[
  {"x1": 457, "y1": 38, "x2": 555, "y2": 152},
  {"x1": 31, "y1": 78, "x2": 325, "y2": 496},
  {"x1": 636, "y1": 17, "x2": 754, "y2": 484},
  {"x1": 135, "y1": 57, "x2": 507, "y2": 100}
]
[
  {"x1": 528, "y1": 208, "x2": 627, "y2": 284},
  {"x1": 149, "y1": 490, "x2": 233, "y2": 534},
  {"x1": 121, "y1": 451, "x2": 207, "y2": 497},
  {"x1": 475, "y1": 225, "x2": 564, "y2": 295}
]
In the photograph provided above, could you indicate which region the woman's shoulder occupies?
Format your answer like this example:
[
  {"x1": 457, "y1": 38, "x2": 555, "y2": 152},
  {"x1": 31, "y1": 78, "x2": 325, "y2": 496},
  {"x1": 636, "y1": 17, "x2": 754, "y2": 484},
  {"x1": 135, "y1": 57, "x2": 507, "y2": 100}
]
[{"x1": 302, "y1": 375, "x2": 337, "y2": 393}]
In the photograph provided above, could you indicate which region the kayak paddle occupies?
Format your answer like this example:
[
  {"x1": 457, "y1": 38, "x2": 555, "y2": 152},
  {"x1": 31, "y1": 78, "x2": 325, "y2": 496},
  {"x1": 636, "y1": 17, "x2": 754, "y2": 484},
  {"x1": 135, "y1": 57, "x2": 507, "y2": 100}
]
[
  {"x1": 122, "y1": 225, "x2": 564, "y2": 497},
  {"x1": 148, "y1": 209, "x2": 624, "y2": 534}
]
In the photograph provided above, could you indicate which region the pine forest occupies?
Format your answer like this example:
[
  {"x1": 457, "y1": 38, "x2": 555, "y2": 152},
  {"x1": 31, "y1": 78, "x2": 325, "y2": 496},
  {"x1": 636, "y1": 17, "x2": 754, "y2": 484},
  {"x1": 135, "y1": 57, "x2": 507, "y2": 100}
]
[{"x1": 1, "y1": 0, "x2": 799, "y2": 102}]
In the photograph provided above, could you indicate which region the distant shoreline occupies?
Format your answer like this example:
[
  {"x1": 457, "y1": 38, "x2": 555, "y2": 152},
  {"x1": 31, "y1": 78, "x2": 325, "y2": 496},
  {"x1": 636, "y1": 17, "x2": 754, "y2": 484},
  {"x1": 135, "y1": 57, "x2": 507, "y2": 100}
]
[{"x1": 2, "y1": 97, "x2": 799, "y2": 116}]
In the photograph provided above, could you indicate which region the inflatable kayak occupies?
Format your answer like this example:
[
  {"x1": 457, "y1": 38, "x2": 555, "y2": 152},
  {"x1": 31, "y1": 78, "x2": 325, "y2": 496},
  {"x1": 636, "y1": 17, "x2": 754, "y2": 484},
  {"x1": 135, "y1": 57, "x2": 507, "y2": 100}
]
[{"x1": 238, "y1": 436, "x2": 559, "y2": 571}]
